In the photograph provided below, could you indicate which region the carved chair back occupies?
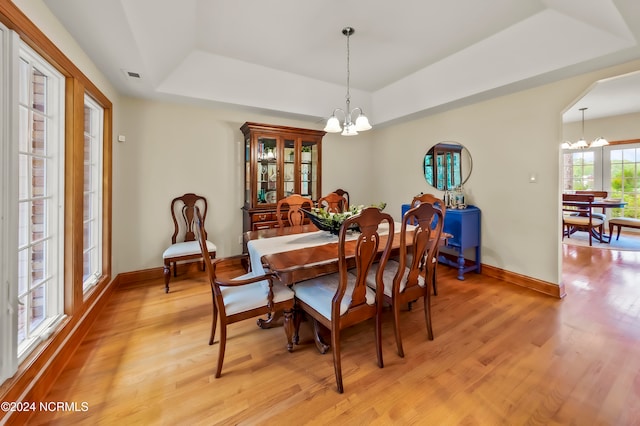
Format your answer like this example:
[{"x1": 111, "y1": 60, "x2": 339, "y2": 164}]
[
  {"x1": 276, "y1": 194, "x2": 313, "y2": 227},
  {"x1": 170, "y1": 193, "x2": 208, "y2": 244},
  {"x1": 317, "y1": 192, "x2": 348, "y2": 213},
  {"x1": 333, "y1": 188, "x2": 350, "y2": 210}
]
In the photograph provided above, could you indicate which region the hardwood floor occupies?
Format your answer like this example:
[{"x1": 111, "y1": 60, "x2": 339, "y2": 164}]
[{"x1": 29, "y1": 245, "x2": 640, "y2": 425}]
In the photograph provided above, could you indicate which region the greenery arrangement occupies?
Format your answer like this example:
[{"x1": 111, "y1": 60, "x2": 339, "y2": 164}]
[{"x1": 303, "y1": 203, "x2": 387, "y2": 235}]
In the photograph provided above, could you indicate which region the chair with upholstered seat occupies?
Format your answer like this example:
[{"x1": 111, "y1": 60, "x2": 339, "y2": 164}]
[
  {"x1": 407, "y1": 193, "x2": 446, "y2": 295},
  {"x1": 293, "y1": 207, "x2": 394, "y2": 393},
  {"x1": 562, "y1": 193, "x2": 605, "y2": 246},
  {"x1": 317, "y1": 192, "x2": 348, "y2": 213},
  {"x1": 195, "y1": 207, "x2": 295, "y2": 378},
  {"x1": 162, "y1": 193, "x2": 217, "y2": 293},
  {"x1": 575, "y1": 190, "x2": 608, "y2": 221},
  {"x1": 276, "y1": 194, "x2": 313, "y2": 228},
  {"x1": 363, "y1": 202, "x2": 444, "y2": 357}
]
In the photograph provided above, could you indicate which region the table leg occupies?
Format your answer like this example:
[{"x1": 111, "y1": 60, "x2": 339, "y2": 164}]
[
  {"x1": 257, "y1": 310, "x2": 282, "y2": 329},
  {"x1": 457, "y1": 253, "x2": 465, "y2": 281}
]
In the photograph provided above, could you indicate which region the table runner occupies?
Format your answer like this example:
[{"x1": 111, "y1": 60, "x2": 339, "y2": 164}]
[{"x1": 247, "y1": 222, "x2": 407, "y2": 276}]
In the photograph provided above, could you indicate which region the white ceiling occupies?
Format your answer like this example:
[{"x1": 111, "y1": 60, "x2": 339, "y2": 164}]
[{"x1": 42, "y1": 0, "x2": 640, "y2": 126}]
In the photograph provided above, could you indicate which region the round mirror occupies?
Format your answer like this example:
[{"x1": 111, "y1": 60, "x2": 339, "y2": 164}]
[{"x1": 423, "y1": 142, "x2": 473, "y2": 190}]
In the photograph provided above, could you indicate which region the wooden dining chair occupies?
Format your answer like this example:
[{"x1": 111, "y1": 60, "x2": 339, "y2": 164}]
[
  {"x1": 317, "y1": 192, "x2": 348, "y2": 213},
  {"x1": 363, "y1": 202, "x2": 444, "y2": 357},
  {"x1": 409, "y1": 193, "x2": 446, "y2": 295},
  {"x1": 575, "y1": 190, "x2": 608, "y2": 220},
  {"x1": 195, "y1": 207, "x2": 295, "y2": 378},
  {"x1": 162, "y1": 193, "x2": 217, "y2": 293},
  {"x1": 276, "y1": 194, "x2": 313, "y2": 228},
  {"x1": 333, "y1": 188, "x2": 350, "y2": 209},
  {"x1": 292, "y1": 207, "x2": 394, "y2": 393},
  {"x1": 562, "y1": 194, "x2": 605, "y2": 246}
]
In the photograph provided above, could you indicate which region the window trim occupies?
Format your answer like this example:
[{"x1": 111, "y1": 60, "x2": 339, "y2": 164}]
[{"x1": 0, "y1": 1, "x2": 113, "y2": 402}]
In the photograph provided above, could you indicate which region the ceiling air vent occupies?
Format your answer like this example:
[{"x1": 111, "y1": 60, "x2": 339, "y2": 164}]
[{"x1": 121, "y1": 69, "x2": 142, "y2": 79}]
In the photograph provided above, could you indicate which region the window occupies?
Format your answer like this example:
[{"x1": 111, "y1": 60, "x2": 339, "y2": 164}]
[
  {"x1": 563, "y1": 142, "x2": 640, "y2": 220},
  {"x1": 562, "y1": 150, "x2": 596, "y2": 191},
  {"x1": 604, "y1": 144, "x2": 640, "y2": 219},
  {"x1": 16, "y1": 43, "x2": 66, "y2": 360},
  {"x1": 0, "y1": 23, "x2": 18, "y2": 384},
  {"x1": 1, "y1": 2, "x2": 112, "y2": 396},
  {"x1": 83, "y1": 95, "x2": 103, "y2": 293}
]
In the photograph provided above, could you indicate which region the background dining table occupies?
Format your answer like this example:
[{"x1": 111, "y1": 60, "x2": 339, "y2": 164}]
[{"x1": 562, "y1": 197, "x2": 627, "y2": 242}]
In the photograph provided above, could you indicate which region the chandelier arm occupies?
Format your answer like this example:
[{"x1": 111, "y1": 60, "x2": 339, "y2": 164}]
[
  {"x1": 331, "y1": 108, "x2": 346, "y2": 117},
  {"x1": 350, "y1": 107, "x2": 365, "y2": 117}
]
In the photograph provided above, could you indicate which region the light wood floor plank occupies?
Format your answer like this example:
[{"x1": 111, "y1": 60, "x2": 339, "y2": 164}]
[{"x1": 27, "y1": 244, "x2": 640, "y2": 425}]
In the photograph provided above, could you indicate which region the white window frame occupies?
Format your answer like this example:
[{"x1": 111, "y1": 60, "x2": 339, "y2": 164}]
[
  {"x1": 562, "y1": 147, "x2": 605, "y2": 191},
  {"x1": 0, "y1": 24, "x2": 19, "y2": 384},
  {"x1": 15, "y1": 42, "x2": 65, "y2": 363},
  {"x1": 82, "y1": 95, "x2": 103, "y2": 294},
  {"x1": 603, "y1": 142, "x2": 640, "y2": 219}
]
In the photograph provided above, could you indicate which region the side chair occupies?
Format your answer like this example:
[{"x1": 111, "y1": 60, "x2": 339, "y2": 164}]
[
  {"x1": 317, "y1": 192, "x2": 348, "y2": 213},
  {"x1": 362, "y1": 202, "x2": 444, "y2": 357},
  {"x1": 562, "y1": 193, "x2": 605, "y2": 246},
  {"x1": 162, "y1": 193, "x2": 216, "y2": 293},
  {"x1": 409, "y1": 192, "x2": 446, "y2": 295},
  {"x1": 276, "y1": 194, "x2": 313, "y2": 228},
  {"x1": 292, "y1": 207, "x2": 394, "y2": 393},
  {"x1": 333, "y1": 188, "x2": 350, "y2": 209},
  {"x1": 195, "y1": 207, "x2": 295, "y2": 378}
]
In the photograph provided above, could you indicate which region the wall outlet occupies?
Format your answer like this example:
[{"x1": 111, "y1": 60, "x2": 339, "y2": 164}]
[{"x1": 238, "y1": 235, "x2": 243, "y2": 244}]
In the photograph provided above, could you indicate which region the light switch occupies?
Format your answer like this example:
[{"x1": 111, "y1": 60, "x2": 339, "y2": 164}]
[
  {"x1": 529, "y1": 172, "x2": 538, "y2": 183},
  {"x1": 118, "y1": 135, "x2": 126, "y2": 143}
]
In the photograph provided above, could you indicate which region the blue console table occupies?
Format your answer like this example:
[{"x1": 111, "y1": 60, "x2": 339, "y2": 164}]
[{"x1": 401, "y1": 204, "x2": 481, "y2": 280}]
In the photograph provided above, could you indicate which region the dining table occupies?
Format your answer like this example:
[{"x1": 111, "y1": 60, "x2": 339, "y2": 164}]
[
  {"x1": 562, "y1": 197, "x2": 627, "y2": 242},
  {"x1": 247, "y1": 223, "x2": 401, "y2": 276},
  {"x1": 244, "y1": 221, "x2": 450, "y2": 353}
]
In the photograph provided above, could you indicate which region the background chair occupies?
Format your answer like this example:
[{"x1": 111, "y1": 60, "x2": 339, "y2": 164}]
[
  {"x1": 276, "y1": 194, "x2": 313, "y2": 228},
  {"x1": 562, "y1": 194, "x2": 604, "y2": 246},
  {"x1": 333, "y1": 188, "x2": 350, "y2": 209},
  {"x1": 317, "y1": 192, "x2": 348, "y2": 213},
  {"x1": 293, "y1": 207, "x2": 394, "y2": 393},
  {"x1": 409, "y1": 193, "x2": 446, "y2": 295},
  {"x1": 362, "y1": 202, "x2": 444, "y2": 357},
  {"x1": 162, "y1": 193, "x2": 217, "y2": 293},
  {"x1": 195, "y1": 207, "x2": 295, "y2": 378},
  {"x1": 575, "y1": 190, "x2": 608, "y2": 220}
]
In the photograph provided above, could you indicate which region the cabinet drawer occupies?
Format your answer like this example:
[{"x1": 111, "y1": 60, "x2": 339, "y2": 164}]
[
  {"x1": 252, "y1": 212, "x2": 273, "y2": 223},
  {"x1": 252, "y1": 221, "x2": 278, "y2": 231}
]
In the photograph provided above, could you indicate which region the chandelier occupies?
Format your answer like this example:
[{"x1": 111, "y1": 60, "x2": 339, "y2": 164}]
[
  {"x1": 561, "y1": 107, "x2": 608, "y2": 149},
  {"x1": 324, "y1": 27, "x2": 372, "y2": 136}
]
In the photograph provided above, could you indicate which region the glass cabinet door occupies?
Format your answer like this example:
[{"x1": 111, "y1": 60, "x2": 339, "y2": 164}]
[
  {"x1": 283, "y1": 138, "x2": 295, "y2": 197},
  {"x1": 301, "y1": 140, "x2": 319, "y2": 200},
  {"x1": 244, "y1": 137, "x2": 251, "y2": 205},
  {"x1": 256, "y1": 136, "x2": 278, "y2": 205}
]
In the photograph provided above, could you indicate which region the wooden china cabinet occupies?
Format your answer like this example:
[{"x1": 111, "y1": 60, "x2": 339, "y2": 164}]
[{"x1": 241, "y1": 122, "x2": 325, "y2": 232}]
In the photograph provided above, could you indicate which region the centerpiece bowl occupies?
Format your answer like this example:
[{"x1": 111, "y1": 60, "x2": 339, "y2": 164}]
[
  {"x1": 301, "y1": 209, "x2": 352, "y2": 235},
  {"x1": 301, "y1": 203, "x2": 386, "y2": 235}
]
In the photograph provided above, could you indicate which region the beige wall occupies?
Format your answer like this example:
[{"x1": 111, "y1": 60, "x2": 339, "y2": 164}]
[
  {"x1": 14, "y1": 0, "x2": 640, "y2": 287},
  {"x1": 113, "y1": 99, "x2": 374, "y2": 273},
  {"x1": 371, "y1": 60, "x2": 640, "y2": 286},
  {"x1": 563, "y1": 111, "x2": 640, "y2": 142}
]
